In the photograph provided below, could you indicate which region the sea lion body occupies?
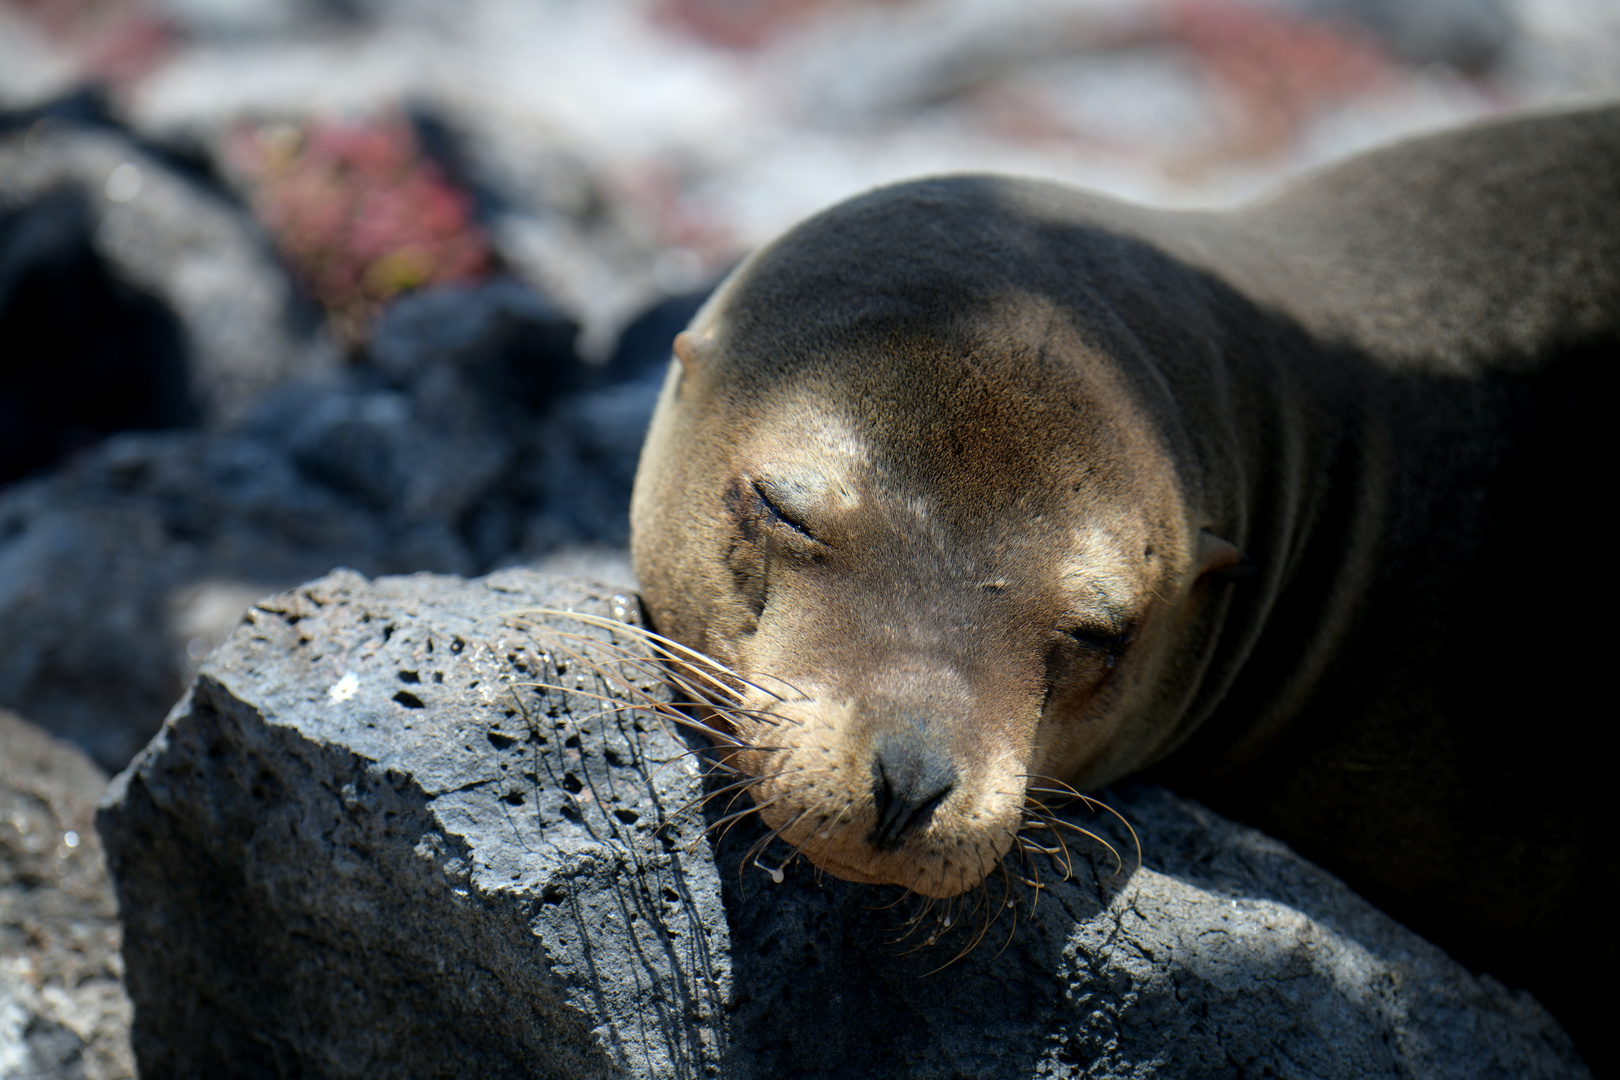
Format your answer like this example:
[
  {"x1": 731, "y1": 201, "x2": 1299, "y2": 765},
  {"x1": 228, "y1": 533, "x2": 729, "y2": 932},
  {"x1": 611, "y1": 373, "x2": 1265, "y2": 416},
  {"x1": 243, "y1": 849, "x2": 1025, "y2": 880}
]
[{"x1": 629, "y1": 106, "x2": 1619, "y2": 1060}]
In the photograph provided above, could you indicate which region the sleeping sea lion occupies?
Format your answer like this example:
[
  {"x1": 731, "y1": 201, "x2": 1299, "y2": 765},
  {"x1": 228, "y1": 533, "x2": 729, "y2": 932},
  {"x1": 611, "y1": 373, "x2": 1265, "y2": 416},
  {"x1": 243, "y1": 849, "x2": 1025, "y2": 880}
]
[{"x1": 628, "y1": 104, "x2": 1619, "y2": 1064}]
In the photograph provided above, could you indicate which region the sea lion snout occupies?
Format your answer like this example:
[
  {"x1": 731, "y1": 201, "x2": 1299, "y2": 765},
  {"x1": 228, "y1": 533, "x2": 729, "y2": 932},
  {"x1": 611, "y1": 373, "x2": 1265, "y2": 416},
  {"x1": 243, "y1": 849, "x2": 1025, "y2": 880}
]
[
  {"x1": 711, "y1": 647, "x2": 1040, "y2": 897},
  {"x1": 869, "y1": 725, "x2": 958, "y2": 851}
]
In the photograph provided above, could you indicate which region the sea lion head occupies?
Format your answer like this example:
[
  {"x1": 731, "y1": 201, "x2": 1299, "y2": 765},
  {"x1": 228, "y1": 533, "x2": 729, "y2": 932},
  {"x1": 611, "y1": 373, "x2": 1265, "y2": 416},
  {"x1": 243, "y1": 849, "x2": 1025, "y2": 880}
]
[{"x1": 630, "y1": 177, "x2": 1247, "y2": 898}]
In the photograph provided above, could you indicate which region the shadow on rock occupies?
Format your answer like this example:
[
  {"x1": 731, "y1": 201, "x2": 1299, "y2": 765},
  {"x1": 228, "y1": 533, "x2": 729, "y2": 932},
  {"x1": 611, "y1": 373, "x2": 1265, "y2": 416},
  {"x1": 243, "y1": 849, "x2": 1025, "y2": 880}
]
[
  {"x1": 0, "y1": 184, "x2": 193, "y2": 484},
  {"x1": 707, "y1": 773, "x2": 1588, "y2": 1079}
]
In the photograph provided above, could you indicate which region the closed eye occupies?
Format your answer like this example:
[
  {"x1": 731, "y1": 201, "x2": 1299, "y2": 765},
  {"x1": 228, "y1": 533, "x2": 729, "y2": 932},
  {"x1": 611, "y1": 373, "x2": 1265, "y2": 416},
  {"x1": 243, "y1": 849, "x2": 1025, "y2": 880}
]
[
  {"x1": 1068, "y1": 626, "x2": 1132, "y2": 666},
  {"x1": 753, "y1": 480, "x2": 817, "y2": 541}
]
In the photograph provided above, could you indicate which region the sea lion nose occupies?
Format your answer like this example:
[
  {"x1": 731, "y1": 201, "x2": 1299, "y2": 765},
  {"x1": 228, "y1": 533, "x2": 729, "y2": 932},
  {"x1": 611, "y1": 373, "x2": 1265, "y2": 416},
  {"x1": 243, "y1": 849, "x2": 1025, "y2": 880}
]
[{"x1": 868, "y1": 729, "x2": 958, "y2": 851}]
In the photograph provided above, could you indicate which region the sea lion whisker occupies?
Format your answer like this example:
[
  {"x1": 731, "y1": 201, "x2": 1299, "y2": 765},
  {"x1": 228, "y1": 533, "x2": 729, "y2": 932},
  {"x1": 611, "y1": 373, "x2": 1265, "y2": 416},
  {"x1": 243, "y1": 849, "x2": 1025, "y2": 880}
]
[
  {"x1": 887, "y1": 908, "x2": 938, "y2": 950},
  {"x1": 896, "y1": 894, "x2": 939, "y2": 932},
  {"x1": 662, "y1": 775, "x2": 769, "y2": 825},
  {"x1": 501, "y1": 672, "x2": 694, "y2": 729},
  {"x1": 1013, "y1": 863, "x2": 1046, "y2": 893},
  {"x1": 904, "y1": 894, "x2": 974, "y2": 953},
  {"x1": 751, "y1": 855, "x2": 789, "y2": 886},
  {"x1": 1028, "y1": 817, "x2": 1124, "y2": 878},
  {"x1": 966, "y1": 875, "x2": 1004, "y2": 951},
  {"x1": 924, "y1": 897, "x2": 959, "y2": 946},
  {"x1": 768, "y1": 836, "x2": 815, "y2": 881},
  {"x1": 1018, "y1": 774, "x2": 1095, "y2": 798},
  {"x1": 695, "y1": 791, "x2": 782, "y2": 848},
  {"x1": 988, "y1": 864, "x2": 1025, "y2": 963},
  {"x1": 693, "y1": 773, "x2": 774, "y2": 822},
  {"x1": 514, "y1": 620, "x2": 756, "y2": 713},
  {"x1": 740, "y1": 809, "x2": 814, "y2": 884},
  {"x1": 1011, "y1": 832, "x2": 1048, "y2": 908},
  {"x1": 697, "y1": 768, "x2": 803, "y2": 814},
  {"x1": 661, "y1": 737, "x2": 757, "y2": 766},
  {"x1": 868, "y1": 887, "x2": 926, "y2": 916},
  {"x1": 630, "y1": 662, "x2": 753, "y2": 714},
  {"x1": 693, "y1": 810, "x2": 772, "y2": 856},
  {"x1": 890, "y1": 909, "x2": 942, "y2": 951},
  {"x1": 525, "y1": 630, "x2": 757, "y2": 718},
  {"x1": 952, "y1": 886, "x2": 996, "y2": 963},
  {"x1": 711, "y1": 773, "x2": 784, "y2": 822},
  {"x1": 508, "y1": 608, "x2": 792, "y2": 704},
  {"x1": 701, "y1": 705, "x2": 795, "y2": 729},
  {"x1": 802, "y1": 792, "x2": 864, "y2": 846},
  {"x1": 925, "y1": 862, "x2": 1012, "y2": 973},
  {"x1": 1016, "y1": 835, "x2": 1067, "y2": 860},
  {"x1": 510, "y1": 633, "x2": 678, "y2": 703},
  {"x1": 1023, "y1": 778, "x2": 1140, "y2": 873},
  {"x1": 654, "y1": 786, "x2": 757, "y2": 842},
  {"x1": 750, "y1": 828, "x2": 812, "y2": 887},
  {"x1": 1020, "y1": 778, "x2": 1095, "y2": 803},
  {"x1": 651, "y1": 742, "x2": 761, "y2": 782},
  {"x1": 743, "y1": 671, "x2": 816, "y2": 703},
  {"x1": 656, "y1": 657, "x2": 790, "y2": 708},
  {"x1": 1011, "y1": 870, "x2": 1044, "y2": 894},
  {"x1": 1018, "y1": 800, "x2": 1081, "y2": 874},
  {"x1": 508, "y1": 680, "x2": 753, "y2": 754},
  {"x1": 889, "y1": 894, "x2": 955, "y2": 952},
  {"x1": 693, "y1": 778, "x2": 770, "y2": 812},
  {"x1": 1022, "y1": 797, "x2": 1119, "y2": 861},
  {"x1": 951, "y1": 852, "x2": 1005, "y2": 953},
  {"x1": 642, "y1": 745, "x2": 753, "y2": 787},
  {"x1": 1026, "y1": 824, "x2": 1076, "y2": 882},
  {"x1": 916, "y1": 932, "x2": 973, "y2": 972},
  {"x1": 533, "y1": 634, "x2": 653, "y2": 685}
]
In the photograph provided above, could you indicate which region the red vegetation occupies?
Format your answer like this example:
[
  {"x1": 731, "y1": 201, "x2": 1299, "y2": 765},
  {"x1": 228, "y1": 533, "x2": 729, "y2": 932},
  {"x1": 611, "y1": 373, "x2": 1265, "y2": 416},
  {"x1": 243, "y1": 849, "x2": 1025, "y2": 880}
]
[
  {"x1": 1167, "y1": 0, "x2": 1392, "y2": 156},
  {"x1": 228, "y1": 118, "x2": 490, "y2": 347}
]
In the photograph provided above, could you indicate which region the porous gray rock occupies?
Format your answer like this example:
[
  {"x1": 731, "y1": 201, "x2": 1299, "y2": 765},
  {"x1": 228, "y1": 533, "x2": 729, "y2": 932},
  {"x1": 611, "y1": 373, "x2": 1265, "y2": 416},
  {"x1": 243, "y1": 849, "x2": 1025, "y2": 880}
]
[
  {"x1": 99, "y1": 569, "x2": 1587, "y2": 1079},
  {"x1": 0, "y1": 708, "x2": 135, "y2": 1080},
  {"x1": 98, "y1": 569, "x2": 727, "y2": 1079}
]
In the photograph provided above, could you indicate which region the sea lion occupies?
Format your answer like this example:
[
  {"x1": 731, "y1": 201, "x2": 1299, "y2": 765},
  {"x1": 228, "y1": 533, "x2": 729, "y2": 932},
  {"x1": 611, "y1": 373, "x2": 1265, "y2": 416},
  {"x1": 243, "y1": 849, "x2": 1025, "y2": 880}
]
[{"x1": 629, "y1": 104, "x2": 1619, "y2": 1063}]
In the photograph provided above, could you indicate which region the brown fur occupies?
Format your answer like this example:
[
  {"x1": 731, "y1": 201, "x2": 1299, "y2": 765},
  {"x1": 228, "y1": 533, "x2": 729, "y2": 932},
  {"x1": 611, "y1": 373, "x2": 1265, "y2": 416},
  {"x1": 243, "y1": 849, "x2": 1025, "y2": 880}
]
[{"x1": 630, "y1": 104, "x2": 1619, "y2": 1064}]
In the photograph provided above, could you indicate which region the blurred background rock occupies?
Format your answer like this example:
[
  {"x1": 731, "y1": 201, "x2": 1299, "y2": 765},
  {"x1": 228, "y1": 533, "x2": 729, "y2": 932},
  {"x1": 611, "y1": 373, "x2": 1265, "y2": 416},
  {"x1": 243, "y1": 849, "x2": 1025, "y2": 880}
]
[{"x1": 0, "y1": 0, "x2": 1616, "y2": 772}]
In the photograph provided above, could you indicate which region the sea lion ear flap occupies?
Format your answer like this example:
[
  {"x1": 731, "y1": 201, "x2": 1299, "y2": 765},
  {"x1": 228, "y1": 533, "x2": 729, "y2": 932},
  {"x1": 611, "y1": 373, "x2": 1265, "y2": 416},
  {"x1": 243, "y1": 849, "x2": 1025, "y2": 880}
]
[
  {"x1": 1196, "y1": 530, "x2": 1257, "y2": 583},
  {"x1": 672, "y1": 330, "x2": 714, "y2": 374}
]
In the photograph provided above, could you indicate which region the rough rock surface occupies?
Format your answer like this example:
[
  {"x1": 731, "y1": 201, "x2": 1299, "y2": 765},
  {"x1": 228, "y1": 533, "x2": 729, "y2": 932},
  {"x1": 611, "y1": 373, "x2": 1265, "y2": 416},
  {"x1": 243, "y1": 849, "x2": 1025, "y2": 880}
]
[
  {"x1": 716, "y1": 789, "x2": 1589, "y2": 1080},
  {"x1": 99, "y1": 570, "x2": 725, "y2": 1079},
  {"x1": 99, "y1": 569, "x2": 1587, "y2": 1079},
  {"x1": 0, "y1": 709, "x2": 135, "y2": 1080}
]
